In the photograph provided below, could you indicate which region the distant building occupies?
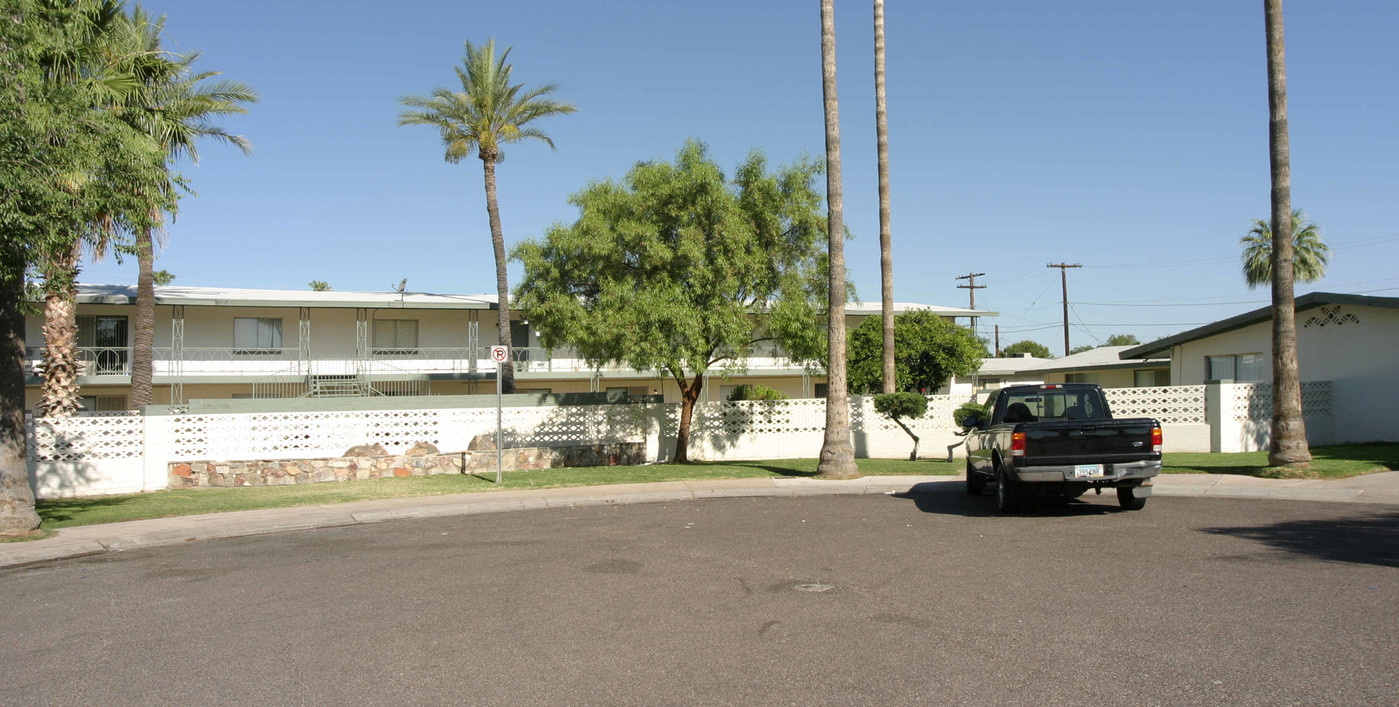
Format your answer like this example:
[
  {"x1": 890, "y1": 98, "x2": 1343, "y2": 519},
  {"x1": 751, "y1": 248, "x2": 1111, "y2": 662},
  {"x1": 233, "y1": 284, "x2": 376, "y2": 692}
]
[{"x1": 25, "y1": 284, "x2": 991, "y2": 410}]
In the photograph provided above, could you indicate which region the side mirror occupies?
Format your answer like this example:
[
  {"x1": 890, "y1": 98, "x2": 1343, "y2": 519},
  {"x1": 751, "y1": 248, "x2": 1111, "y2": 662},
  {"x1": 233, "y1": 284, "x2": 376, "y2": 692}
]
[{"x1": 961, "y1": 416, "x2": 980, "y2": 429}]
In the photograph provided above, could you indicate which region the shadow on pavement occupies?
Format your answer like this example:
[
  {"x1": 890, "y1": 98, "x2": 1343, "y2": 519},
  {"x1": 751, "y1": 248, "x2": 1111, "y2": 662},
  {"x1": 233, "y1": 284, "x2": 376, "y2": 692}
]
[
  {"x1": 893, "y1": 482, "x2": 1122, "y2": 518},
  {"x1": 1204, "y1": 510, "x2": 1399, "y2": 568}
]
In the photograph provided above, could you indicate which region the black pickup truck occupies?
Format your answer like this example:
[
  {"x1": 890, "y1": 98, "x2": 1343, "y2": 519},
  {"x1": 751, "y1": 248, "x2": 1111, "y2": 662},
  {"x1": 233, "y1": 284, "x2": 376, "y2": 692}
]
[{"x1": 963, "y1": 383, "x2": 1161, "y2": 512}]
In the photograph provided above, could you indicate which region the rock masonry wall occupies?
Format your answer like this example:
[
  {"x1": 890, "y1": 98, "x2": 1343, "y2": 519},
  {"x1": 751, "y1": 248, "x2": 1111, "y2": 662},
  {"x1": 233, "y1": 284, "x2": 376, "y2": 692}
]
[{"x1": 168, "y1": 439, "x2": 646, "y2": 489}]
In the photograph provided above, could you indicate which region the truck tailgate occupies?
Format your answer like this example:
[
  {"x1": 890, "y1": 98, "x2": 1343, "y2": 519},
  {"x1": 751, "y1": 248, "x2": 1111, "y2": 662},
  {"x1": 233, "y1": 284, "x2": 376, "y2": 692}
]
[{"x1": 1024, "y1": 418, "x2": 1158, "y2": 465}]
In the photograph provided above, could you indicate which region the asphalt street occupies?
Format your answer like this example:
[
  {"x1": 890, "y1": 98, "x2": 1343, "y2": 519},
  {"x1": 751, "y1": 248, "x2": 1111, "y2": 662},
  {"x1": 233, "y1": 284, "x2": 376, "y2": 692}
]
[{"x1": 2, "y1": 491, "x2": 1395, "y2": 705}]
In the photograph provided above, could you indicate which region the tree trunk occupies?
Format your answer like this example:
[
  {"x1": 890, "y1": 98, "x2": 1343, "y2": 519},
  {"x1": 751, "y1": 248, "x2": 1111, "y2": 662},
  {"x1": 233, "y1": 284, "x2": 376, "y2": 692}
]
[
  {"x1": 1263, "y1": 0, "x2": 1310, "y2": 468},
  {"x1": 892, "y1": 415, "x2": 920, "y2": 461},
  {"x1": 481, "y1": 153, "x2": 516, "y2": 394},
  {"x1": 129, "y1": 222, "x2": 156, "y2": 409},
  {"x1": 874, "y1": 0, "x2": 896, "y2": 395},
  {"x1": 816, "y1": 0, "x2": 858, "y2": 479},
  {"x1": 1, "y1": 267, "x2": 42, "y2": 536},
  {"x1": 673, "y1": 372, "x2": 704, "y2": 463},
  {"x1": 39, "y1": 241, "x2": 81, "y2": 418}
]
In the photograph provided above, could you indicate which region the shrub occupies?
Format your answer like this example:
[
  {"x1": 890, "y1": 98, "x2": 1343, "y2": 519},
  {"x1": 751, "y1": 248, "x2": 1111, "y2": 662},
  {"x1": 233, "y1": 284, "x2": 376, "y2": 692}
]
[
  {"x1": 953, "y1": 400, "x2": 987, "y2": 428},
  {"x1": 726, "y1": 384, "x2": 789, "y2": 402}
]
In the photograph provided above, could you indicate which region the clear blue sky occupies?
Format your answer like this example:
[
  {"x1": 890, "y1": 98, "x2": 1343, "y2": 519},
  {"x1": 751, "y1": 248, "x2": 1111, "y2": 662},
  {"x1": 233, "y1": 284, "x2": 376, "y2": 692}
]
[{"x1": 78, "y1": 0, "x2": 1399, "y2": 354}]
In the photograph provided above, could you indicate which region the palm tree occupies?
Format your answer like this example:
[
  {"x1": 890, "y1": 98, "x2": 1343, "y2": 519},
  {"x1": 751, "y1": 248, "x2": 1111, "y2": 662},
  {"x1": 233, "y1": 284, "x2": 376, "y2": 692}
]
[
  {"x1": 36, "y1": 1, "x2": 168, "y2": 418},
  {"x1": 308, "y1": 280, "x2": 331, "y2": 291},
  {"x1": 1263, "y1": 0, "x2": 1310, "y2": 469},
  {"x1": 1240, "y1": 208, "x2": 1328, "y2": 288},
  {"x1": 816, "y1": 0, "x2": 858, "y2": 479},
  {"x1": 399, "y1": 40, "x2": 575, "y2": 395},
  {"x1": 874, "y1": 0, "x2": 895, "y2": 395},
  {"x1": 120, "y1": 6, "x2": 256, "y2": 410}
]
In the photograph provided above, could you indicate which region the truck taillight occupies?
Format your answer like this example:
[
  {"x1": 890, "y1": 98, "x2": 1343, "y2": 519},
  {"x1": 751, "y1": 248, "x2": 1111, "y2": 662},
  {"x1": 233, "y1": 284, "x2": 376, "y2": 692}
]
[
  {"x1": 1011, "y1": 432, "x2": 1027, "y2": 457},
  {"x1": 1152, "y1": 426, "x2": 1163, "y2": 453}
]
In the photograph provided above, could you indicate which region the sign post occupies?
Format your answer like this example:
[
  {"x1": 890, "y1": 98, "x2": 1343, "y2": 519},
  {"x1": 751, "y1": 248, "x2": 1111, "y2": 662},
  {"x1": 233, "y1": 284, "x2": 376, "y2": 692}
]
[{"x1": 489, "y1": 345, "x2": 508, "y2": 483}]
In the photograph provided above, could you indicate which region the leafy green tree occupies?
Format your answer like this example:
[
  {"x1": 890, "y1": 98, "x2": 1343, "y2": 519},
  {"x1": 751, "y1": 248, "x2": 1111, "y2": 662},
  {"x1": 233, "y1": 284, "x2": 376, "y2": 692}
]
[
  {"x1": 1105, "y1": 333, "x2": 1140, "y2": 346},
  {"x1": 399, "y1": 39, "x2": 575, "y2": 395},
  {"x1": 151, "y1": 269, "x2": 175, "y2": 286},
  {"x1": 117, "y1": 5, "x2": 256, "y2": 409},
  {"x1": 34, "y1": 0, "x2": 174, "y2": 418},
  {"x1": 847, "y1": 311, "x2": 983, "y2": 394},
  {"x1": 874, "y1": 392, "x2": 926, "y2": 460},
  {"x1": 1069, "y1": 344, "x2": 1094, "y2": 355},
  {"x1": 1001, "y1": 339, "x2": 1051, "y2": 359},
  {"x1": 726, "y1": 384, "x2": 788, "y2": 402},
  {"x1": 1240, "y1": 208, "x2": 1328, "y2": 289},
  {"x1": 308, "y1": 280, "x2": 331, "y2": 291},
  {"x1": 2, "y1": 0, "x2": 162, "y2": 532},
  {"x1": 513, "y1": 141, "x2": 831, "y2": 463}
]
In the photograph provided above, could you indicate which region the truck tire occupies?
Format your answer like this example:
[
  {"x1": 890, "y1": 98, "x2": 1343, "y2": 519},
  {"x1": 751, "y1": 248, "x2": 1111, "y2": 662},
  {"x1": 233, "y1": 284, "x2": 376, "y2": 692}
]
[
  {"x1": 1117, "y1": 486, "x2": 1147, "y2": 511},
  {"x1": 966, "y1": 459, "x2": 986, "y2": 495},
  {"x1": 995, "y1": 466, "x2": 1022, "y2": 513}
]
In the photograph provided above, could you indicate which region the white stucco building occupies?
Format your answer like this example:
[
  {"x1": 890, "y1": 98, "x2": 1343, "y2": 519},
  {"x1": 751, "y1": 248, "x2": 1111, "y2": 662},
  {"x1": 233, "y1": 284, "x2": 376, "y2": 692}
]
[{"x1": 1119, "y1": 292, "x2": 1399, "y2": 444}]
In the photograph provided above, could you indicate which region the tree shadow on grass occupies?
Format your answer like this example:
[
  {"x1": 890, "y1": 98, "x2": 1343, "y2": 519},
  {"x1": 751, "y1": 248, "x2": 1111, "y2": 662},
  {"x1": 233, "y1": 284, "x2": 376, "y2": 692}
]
[
  {"x1": 36, "y1": 495, "x2": 149, "y2": 526},
  {"x1": 688, "y1": 461, "x2": 821, "y2": 478},
  {"x1": 1164, "y1": 465, "x2": 1263, "y2": 477},
  {"x1": 1203, "y1": 510, "x2": 1399, "y2": 568}
]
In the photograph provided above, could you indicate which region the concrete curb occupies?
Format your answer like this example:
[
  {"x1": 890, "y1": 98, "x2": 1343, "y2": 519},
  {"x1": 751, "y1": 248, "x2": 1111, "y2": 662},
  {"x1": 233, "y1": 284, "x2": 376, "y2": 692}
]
[{"x1": 3, "y1": 472, "x2": 1395, "y2": 570}]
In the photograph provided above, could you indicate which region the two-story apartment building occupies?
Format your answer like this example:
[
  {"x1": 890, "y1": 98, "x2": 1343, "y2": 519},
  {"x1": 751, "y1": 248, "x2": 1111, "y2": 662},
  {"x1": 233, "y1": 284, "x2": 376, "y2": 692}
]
[{"x1": 24, "y1": 284, "x2": 991, "y2": 411}]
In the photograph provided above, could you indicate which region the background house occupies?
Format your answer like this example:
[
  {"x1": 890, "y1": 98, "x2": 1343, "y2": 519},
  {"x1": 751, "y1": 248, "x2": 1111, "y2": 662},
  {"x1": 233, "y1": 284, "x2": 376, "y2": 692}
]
[
  {"x1": 1120, "y1": 292, "x2": 1399, "y2": 444},
  {"x1": 945, "y1": 346, "x2": 1170, "y2": 396}
]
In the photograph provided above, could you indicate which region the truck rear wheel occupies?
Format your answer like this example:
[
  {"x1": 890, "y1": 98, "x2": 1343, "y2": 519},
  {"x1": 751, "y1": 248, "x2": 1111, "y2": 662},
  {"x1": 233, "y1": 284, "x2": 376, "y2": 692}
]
[
  {"x1": 1117, "y1": 486, "x2": 1147, "y2": 511},
  {"x1": 966, "y1": 459, "x2": 986, "y2": 495},
  {"x1": 995, "y1": 466, "x2": 1022, "y2": 513}
]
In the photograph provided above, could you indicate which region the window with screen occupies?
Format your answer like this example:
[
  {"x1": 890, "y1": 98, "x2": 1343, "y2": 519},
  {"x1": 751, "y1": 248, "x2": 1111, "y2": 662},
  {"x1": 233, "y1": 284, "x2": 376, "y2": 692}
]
[
  {"x1": 1207, "y1": 353, "x2": 1264, "y2": 382},
  {"x1": 373, "y1": 319, "x2": 419, "y2": 354},
  {"x1": 234, "y1": 318, "x2": 282, "y2": 353}
]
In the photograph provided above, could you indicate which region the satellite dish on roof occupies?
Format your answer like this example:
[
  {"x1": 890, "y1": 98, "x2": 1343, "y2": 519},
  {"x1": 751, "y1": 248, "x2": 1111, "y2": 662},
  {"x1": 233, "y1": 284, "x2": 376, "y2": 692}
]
[{"x1": 392, "y1": 278, "x2": 407, "y2": 293}]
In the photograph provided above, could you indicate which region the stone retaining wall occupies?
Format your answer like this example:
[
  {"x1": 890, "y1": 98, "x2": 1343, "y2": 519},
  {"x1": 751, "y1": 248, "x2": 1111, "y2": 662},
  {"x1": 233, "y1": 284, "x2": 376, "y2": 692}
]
[{"x1": 169, "y1": 441, "x2": 646, "y2": 489}]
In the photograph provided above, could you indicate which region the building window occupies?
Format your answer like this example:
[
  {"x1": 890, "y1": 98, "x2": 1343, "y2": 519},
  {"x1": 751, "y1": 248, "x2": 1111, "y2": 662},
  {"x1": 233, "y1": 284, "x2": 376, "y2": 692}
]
[
  {"x1": 234, "y1": 318, "x2": 282, "y2": 353},
  {"x1": 373, "y1": 319, "x2": 419, "y2": 354},
  {"x1": 77, "y1": 315, "x2": 129, "y2": 374},
  {"x1": 1207, "y1": 353, "x2": 1264, "y2": 383},
  {"x1": 1065, "y1": 373, "x2": 1089, "y2": 384},
  {"x1": 1134, "y1": 370, "x2": 1156, "y2": 387},
  {"x1": 80, "y1": 395, "x2": 127, "y2": 412},
  {"x1": 814, "y1": 383, "x2": 829, "y2": 398}
]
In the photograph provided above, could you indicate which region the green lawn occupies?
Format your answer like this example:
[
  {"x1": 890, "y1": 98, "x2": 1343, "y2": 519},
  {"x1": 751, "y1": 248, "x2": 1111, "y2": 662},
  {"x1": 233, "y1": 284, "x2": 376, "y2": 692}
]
[
  {"x1": 1163, "y1": 443, "x2": 1399, "y2": 479},
  {"x1": 36, "y1": 457, "x2": 956, "y2": 530}
]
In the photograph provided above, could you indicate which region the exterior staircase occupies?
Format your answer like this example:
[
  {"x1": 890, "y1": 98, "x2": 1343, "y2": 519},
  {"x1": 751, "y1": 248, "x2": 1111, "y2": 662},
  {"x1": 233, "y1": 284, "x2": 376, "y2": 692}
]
[{"x1": 304, "y1": 375, "x2": 370, "y2": 398}]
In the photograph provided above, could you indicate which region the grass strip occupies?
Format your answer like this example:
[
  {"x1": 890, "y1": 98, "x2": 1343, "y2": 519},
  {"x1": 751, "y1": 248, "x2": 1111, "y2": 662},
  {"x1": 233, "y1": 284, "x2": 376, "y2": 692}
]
[
  {"x1": 1163, "y1": 443, "x2": 1399, "y2": 479},
  {"x1": 37, "y1": 457, "x2": 956, "y2": 530}
]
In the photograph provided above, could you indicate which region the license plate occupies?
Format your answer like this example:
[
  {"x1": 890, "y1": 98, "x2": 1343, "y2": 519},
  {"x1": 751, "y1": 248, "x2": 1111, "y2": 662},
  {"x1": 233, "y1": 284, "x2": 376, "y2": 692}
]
[{"x1": 1073, "y1": 464, "x2": 1104, "y2": 478}]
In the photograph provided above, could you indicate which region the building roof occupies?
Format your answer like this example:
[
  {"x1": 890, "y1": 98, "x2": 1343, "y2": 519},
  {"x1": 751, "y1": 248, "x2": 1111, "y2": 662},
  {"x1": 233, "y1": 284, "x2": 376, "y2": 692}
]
[
  {"x1": 1120, "y1": 292, "x2": 1399, "y2": 359},
  {"x1": 70, "y1": 284, "x2": 993, "y2": 316},
  {"x1": 74, "y1": 284, "x2": 498, "y2": 310},
  {"x1": 977, "y1": 355, "x2": 1050, "y2": 376},
  {"x1": 1029, "y1": 345, "x2": 1169, "y2": 372},
  {"x1": 975, "y1": 346, "x2": 1168, "y2": 377}
]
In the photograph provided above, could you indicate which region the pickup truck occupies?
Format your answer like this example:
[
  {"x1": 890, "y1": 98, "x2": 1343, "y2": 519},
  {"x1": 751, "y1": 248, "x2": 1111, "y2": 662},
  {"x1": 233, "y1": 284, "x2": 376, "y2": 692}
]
[{"x1": 962, "y1": 383, "x2": 1161, "y2": 513}]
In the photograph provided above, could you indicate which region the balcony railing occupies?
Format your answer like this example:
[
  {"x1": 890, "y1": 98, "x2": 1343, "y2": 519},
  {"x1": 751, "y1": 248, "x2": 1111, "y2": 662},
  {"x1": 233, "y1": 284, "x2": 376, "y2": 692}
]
[
  {"x1": 26, "y1": 344, "x2": 812, "y2": 379},
  {"x1": 24, "y1": 347, "x2": 131, "y2": 376}
]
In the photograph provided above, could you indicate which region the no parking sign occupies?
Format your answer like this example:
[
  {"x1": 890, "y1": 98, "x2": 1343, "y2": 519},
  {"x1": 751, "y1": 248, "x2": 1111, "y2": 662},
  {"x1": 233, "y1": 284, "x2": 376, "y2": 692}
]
[{"x1": 489, "y1": 345, "x2": 509, "y2": 363}]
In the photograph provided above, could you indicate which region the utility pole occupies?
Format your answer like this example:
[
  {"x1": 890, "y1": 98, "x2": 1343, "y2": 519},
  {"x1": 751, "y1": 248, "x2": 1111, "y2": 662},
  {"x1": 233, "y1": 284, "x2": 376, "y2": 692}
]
[
  {"x1": 1047, "y1": 263, "x2": 1082, "y2": 357},
  {"x1": 994, "y1": 324, "x2": 1000, "y2": 357},
  {"x1": 955, "y1": 272, "x2": 986, "y2": 310}
]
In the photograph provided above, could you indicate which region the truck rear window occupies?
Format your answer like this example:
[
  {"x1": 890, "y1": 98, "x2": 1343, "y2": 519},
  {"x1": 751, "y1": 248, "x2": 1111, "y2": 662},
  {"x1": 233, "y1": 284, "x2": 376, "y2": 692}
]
[{"x1": 1002, "y1": 390, "x2": 1108, "y2": 423}]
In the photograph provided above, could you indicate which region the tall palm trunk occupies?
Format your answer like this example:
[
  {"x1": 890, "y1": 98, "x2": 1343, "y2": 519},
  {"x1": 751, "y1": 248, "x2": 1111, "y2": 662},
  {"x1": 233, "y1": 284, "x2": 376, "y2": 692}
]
[
  {"x1": 1, "y1": 266, "x2": 42, "y2": 536},
  {"x1": 1263, "y1": 0, "x2": 1310, "y2": 468},
  {"x1": 874, "y1": 0, "x2": 895, "y2": 394},
  {"x1": 129, "y1": 219, "x2": 157, "y2": 409},
  {"x1": 39, "y1": 240, "x2": 82, "y2": 418},
  {"x1": 480, "y1": 153, "x2": 516, "y2": 394},
  {"x1": 817, "y1": 0, "x2": 858, "y2": 478}
]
